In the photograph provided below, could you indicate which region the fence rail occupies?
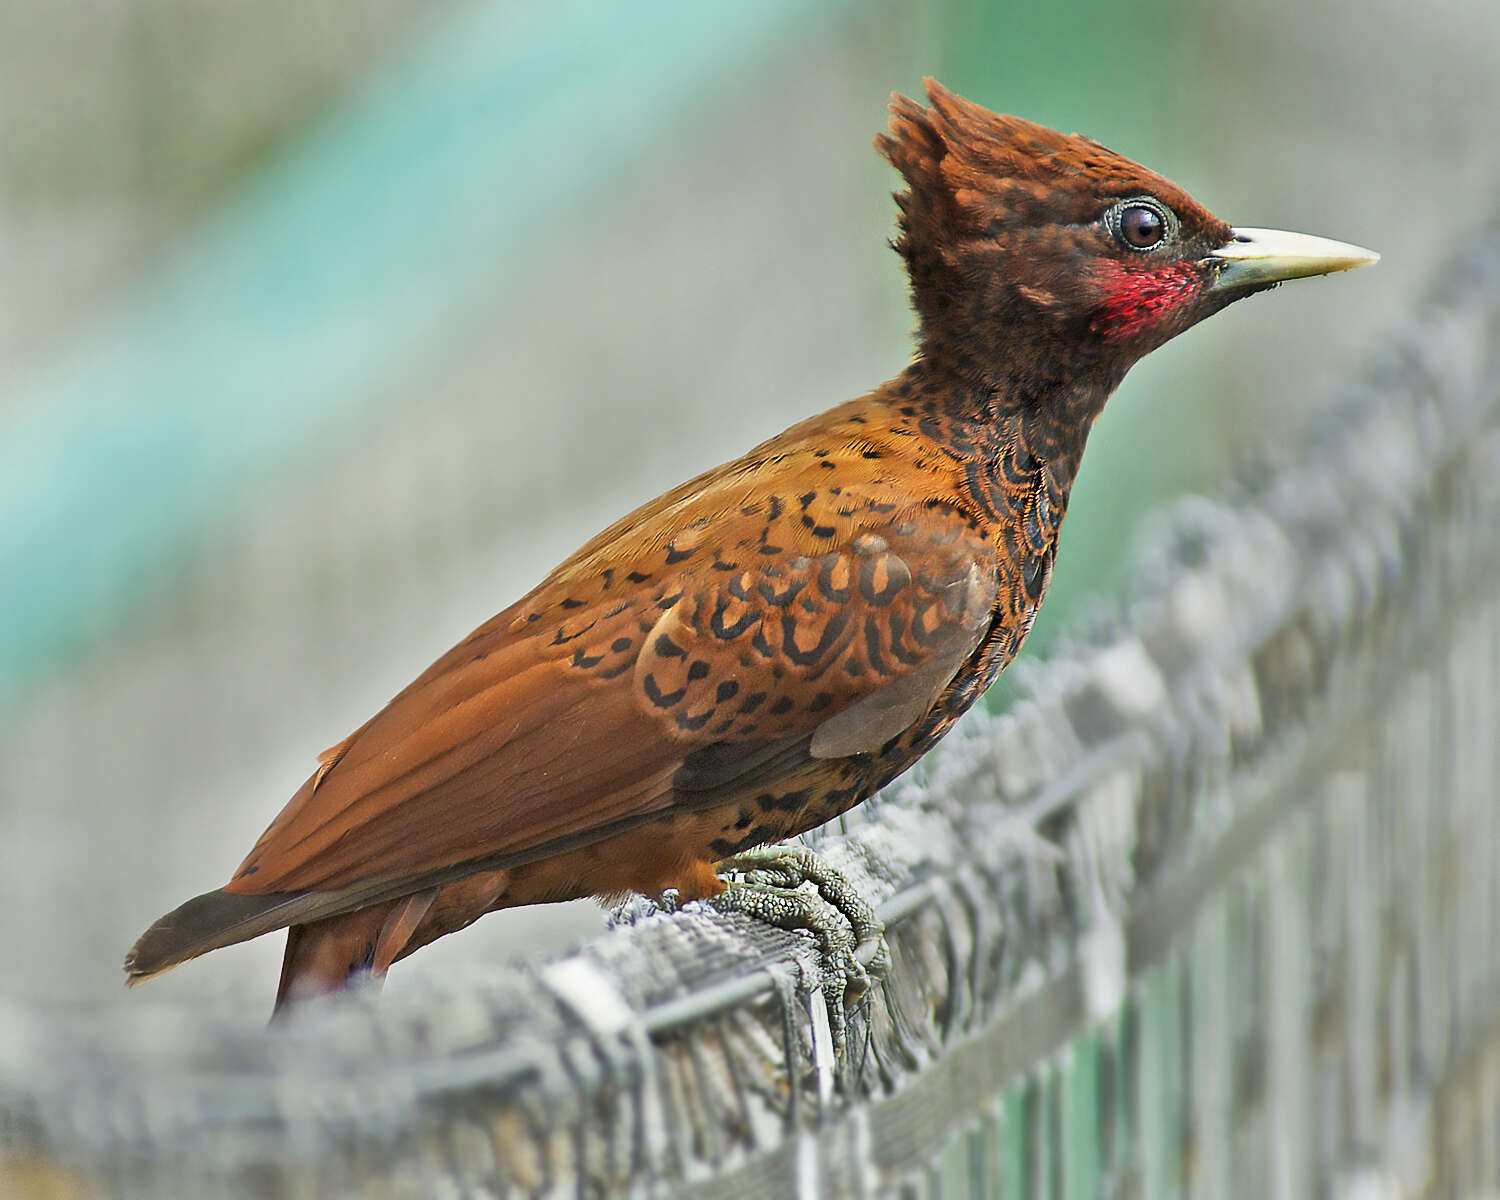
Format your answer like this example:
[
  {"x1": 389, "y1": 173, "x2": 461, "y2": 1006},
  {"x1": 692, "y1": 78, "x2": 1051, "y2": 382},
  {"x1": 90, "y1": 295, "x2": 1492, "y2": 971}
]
[{"x1": 4, "y1": 229, "x2": 1499, "y2": 1199}]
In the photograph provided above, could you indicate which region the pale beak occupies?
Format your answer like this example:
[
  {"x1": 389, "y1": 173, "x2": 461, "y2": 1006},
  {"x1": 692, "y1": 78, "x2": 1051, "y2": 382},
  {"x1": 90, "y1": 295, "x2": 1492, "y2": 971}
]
[{"x1": 1207, "y1": 227, "x2": 1379, "y2": 292}]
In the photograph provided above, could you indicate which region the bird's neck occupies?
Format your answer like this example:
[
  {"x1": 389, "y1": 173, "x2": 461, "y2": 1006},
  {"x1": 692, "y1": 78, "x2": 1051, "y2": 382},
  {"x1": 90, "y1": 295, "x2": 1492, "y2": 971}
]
[{"x1": 889, "y1": 354, "x2": 1120, "y2": 491}]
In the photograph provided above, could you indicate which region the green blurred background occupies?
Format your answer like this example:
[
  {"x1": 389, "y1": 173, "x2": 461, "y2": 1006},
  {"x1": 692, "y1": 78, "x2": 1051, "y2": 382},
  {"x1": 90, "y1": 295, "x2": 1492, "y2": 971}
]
[{"x1": 0, "y1": 0, "x2": 1492, "y2": 1014}]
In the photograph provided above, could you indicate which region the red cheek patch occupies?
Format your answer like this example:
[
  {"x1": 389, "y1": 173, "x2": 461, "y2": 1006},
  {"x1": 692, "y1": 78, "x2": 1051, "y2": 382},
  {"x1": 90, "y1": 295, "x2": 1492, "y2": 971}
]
[{"x1": 1089, "y1": 260, "x2": 1204, "y2": 340}]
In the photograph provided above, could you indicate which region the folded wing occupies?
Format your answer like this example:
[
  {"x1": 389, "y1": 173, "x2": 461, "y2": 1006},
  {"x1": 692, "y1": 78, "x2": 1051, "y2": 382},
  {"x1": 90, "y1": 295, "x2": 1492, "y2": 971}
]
[{"x1": 225, "y1": 451, "x2": 998, "y2": 898}]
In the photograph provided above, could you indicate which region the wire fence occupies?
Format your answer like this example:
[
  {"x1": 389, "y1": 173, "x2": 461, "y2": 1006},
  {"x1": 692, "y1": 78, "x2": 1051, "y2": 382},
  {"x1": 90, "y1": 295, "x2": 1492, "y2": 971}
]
[{"x1": 4, "y1": 229, "x2": 1499, "y2": 1199}]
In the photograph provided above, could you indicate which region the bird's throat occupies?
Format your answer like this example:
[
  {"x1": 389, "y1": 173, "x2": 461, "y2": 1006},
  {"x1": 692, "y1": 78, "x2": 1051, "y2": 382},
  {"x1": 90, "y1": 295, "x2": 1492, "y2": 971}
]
[{"x1": 892, "y1": 357, "x2": 1110, "y2": 489}]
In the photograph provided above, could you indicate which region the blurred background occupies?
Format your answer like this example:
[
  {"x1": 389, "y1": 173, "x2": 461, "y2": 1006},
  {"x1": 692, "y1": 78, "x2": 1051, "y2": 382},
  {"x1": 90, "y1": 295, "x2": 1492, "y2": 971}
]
[{"x1": 0, "y1": 0, "x2": 1494, "y2": 1018}]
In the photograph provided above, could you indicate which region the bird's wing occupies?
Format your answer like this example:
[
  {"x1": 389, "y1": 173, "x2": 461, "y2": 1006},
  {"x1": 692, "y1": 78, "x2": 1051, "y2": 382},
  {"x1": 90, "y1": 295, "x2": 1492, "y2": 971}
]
[{"x1": 226, "y1": 451, "x2": 997, "y2": 896}]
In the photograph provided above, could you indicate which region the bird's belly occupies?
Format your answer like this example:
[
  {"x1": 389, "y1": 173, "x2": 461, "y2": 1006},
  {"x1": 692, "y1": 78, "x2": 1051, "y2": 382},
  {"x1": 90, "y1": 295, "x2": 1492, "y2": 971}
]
[{"x1": 497, "y1": 776, "x2": 854, "y2": 906}]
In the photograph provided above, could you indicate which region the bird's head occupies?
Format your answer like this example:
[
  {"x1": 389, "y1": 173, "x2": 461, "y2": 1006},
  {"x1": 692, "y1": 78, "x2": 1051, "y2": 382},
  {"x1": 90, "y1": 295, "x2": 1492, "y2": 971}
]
[{"x1": 877, "y1": 80, "x2": 1377, "y2": 395}]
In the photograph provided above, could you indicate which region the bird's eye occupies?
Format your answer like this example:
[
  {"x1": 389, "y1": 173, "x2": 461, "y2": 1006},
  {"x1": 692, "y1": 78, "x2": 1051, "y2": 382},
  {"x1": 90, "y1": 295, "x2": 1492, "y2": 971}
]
[{"x1": 1113, "y1": 201, "x2": 1171, "y2": 250}]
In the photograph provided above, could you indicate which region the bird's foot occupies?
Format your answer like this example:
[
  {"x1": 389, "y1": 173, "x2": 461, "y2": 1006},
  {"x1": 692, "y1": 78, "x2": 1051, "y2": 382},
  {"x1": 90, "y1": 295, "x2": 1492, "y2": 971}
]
[{"x1": 708, "y1": 846, "x2": 889, "y2": 1047}]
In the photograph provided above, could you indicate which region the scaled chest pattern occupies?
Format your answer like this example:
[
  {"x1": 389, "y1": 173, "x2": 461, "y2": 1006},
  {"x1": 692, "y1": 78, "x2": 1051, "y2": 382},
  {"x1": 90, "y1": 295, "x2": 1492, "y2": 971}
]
[{"x1": 864, "y1": 413, "x2": 1072, "y2": 794}]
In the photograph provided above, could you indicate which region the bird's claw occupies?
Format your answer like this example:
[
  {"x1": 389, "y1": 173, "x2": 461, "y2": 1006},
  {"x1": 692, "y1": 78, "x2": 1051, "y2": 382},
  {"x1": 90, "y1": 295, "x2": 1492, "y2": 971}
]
[{"x1": 709, "y1": 846, "x2": 889, "y2": 1048}]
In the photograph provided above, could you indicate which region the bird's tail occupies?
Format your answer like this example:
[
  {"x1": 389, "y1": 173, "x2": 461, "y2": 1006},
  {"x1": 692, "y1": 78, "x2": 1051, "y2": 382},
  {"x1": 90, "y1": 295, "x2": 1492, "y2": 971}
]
[
  {"x1": 124, "y1": 887, "x2": 338, "y2": 984},
  {"x1": 127, "y1": 868, "x2": 510, "y2": 1014},
  {"x1": 272, "y1": 907, "x2": 391, "y2": 1012}
]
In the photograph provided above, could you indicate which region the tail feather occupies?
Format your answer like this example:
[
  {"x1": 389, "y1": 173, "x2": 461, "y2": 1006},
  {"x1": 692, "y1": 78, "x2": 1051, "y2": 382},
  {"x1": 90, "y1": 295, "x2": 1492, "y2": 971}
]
[
  {"x1": 273, "y1": 874, "x2": 506, "y2": 1014},
  {"x1": 272, "y1": 906, "x2": 390, "y2": 1013},
  {"x1": 126, "y1": 861, "x2": 515, "y2": 999},
  {"x1": 124, "y1": 888, "x2": 332, "y2": 983}
]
